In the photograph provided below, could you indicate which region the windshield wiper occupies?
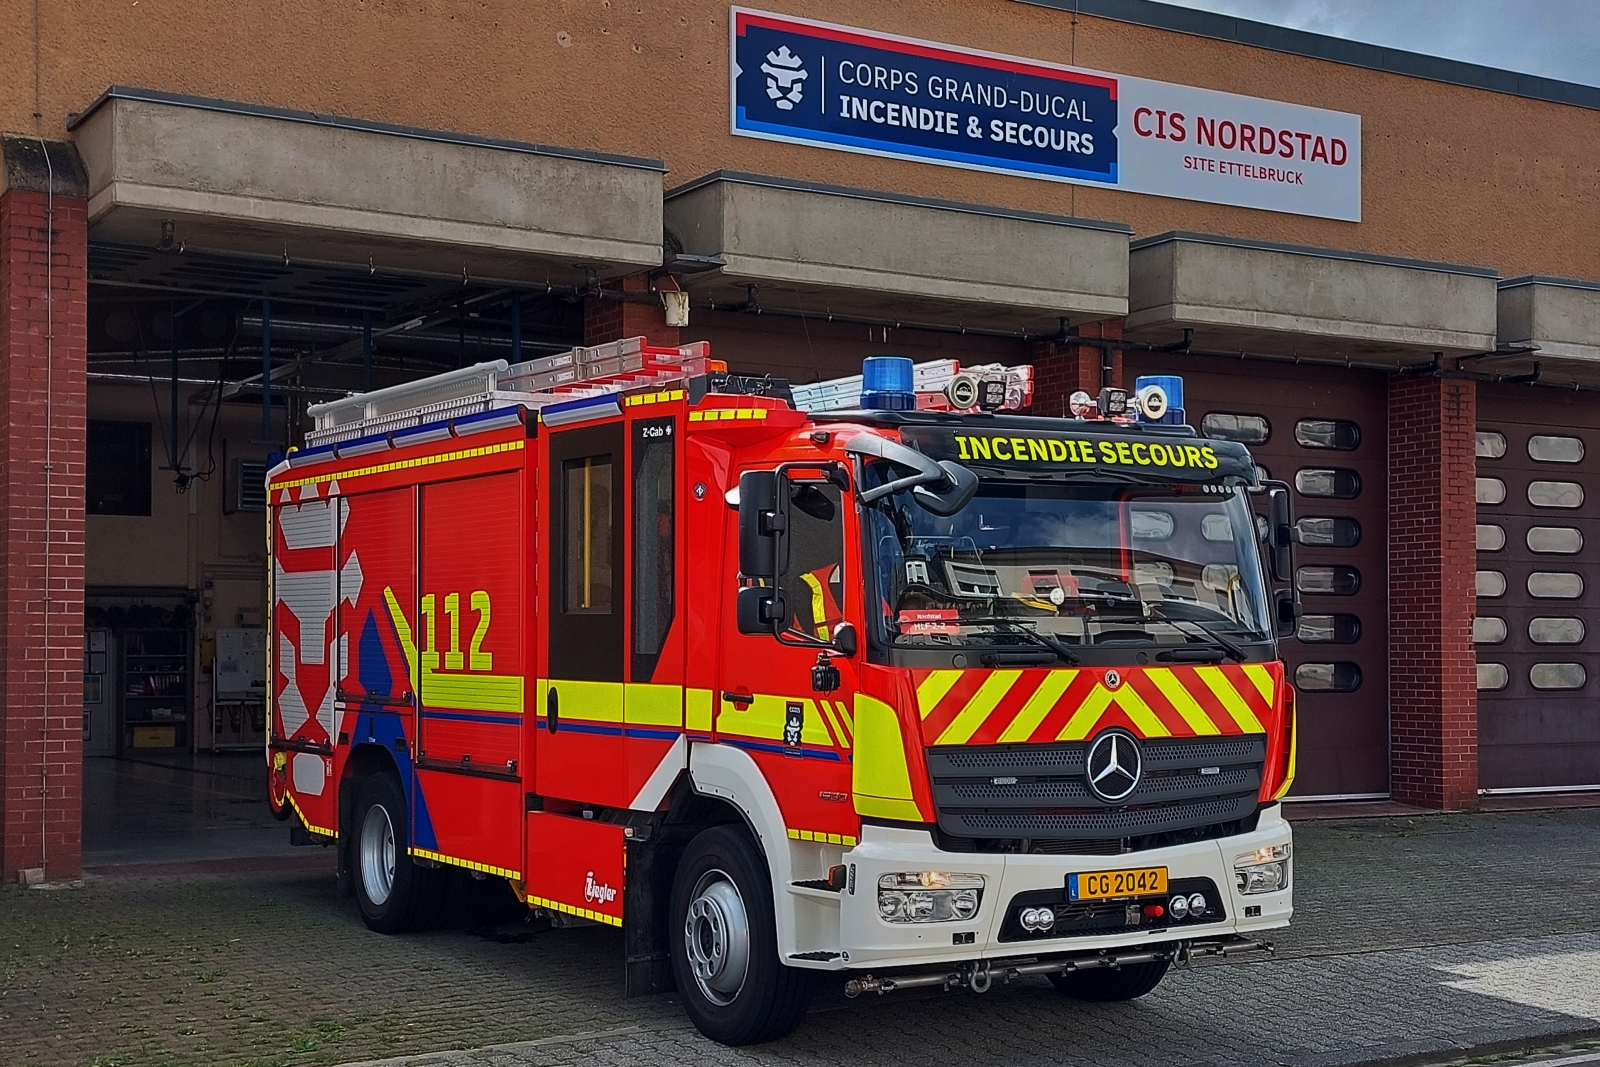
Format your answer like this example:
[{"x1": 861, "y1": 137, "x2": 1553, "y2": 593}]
[
  {"x1": 985, "y1": 619, "x2": 1082, "y2": 666},
  {"x1": 1148, "y1": 607, "x2": 1247, "y2": 662}
]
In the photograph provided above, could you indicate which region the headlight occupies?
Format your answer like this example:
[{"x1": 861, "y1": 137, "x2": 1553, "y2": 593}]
[
  {"x1": 877, "y1": 872, "x2": 984, "y2": 923},
  {"x1": 1233, "y1": 845, "x2": 1290, "y2": 895}
]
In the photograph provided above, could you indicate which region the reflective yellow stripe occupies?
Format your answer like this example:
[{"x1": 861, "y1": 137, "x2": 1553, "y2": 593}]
[
  {"x1": 270, "y1": 438, "x2": 523, "y2": 492},
  {"x1": 1241, "y1": 663, "x2": 1276, "y2": 706},
  {"x1": 422, "y1": 668, "x2": 523, "y2": 714},
  {"x1": 1058, "y1": 683, "x2": 1115, "y2": 740},
  {"x1": 997, "y1": 670, "x2": 1077, "y2": 742},
  {"x1": 852, "y1": 695, "x2": 923, "y2": 821},
  {"x1": 1272, "y1": 701, "x2": 1299, "y2": 800},
  {"x1": 685, "y1": 687, "x2": 714, "y2": 733},
  {"x1": 383, "y1": 586, "x2": 420, "y2": 692},
  {"x1": 544, "y1": 678, "x2": 624, "y2": 723},
  {"x1": 286, "y1": 792, "x2": 335, "y2": 839},
  {"x1": 526, "y1": 894, "x2": 622, "y2": 927},
  {"x1": 915, "y1": 670, "x2": 962, "y2": 719},
  {"x1": 935, "y1": 670, "x2": 1020, "y2": 746},
  {"x1": 1145, "y1": 668, "x2": 1221, "y2": 737},
  {"x1": 689, "y1": 407, "x2": 771, "y2": 422},
  {"x1": 410, "y1": 848, "x2": 520, "y2": 881},
  {"x1": 624, "y1": 389, "x2": 684, "y2": 408},
  {"x1": 816, "y1": 700, "x2": 850, "y2": 750},
  {"x1": 1195, "y1": 667, "x2": 1266, "y2": 732},
  {"x1": 624, "y1": 683, "x2": 683, "y2": 726}
]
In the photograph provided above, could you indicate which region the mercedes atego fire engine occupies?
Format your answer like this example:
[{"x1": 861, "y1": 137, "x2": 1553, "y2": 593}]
[{"x1": 266, "y1": 337, "x2": 1298, "y2": 1045}]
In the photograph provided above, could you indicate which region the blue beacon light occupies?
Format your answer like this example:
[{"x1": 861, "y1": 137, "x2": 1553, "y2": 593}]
[{"x1": 860, "y1": 356, "x2": 916, "y2": 410}]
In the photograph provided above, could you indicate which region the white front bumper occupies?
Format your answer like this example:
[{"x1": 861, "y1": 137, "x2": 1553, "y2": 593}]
[{"x1": 834, "y1": 804, "x2": 1292, "y2": 969}]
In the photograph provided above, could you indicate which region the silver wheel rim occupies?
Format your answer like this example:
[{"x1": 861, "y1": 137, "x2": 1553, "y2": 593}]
[
  {"x1": 360, "y1": 802, "x2": 396, "y2": 906},
  {"x1": 684, "y1": 869, "x2": 750, "y2": 1006}
]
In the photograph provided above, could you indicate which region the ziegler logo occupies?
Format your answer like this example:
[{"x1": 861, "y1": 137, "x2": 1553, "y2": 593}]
[{"x1": 584, "y1": 871, "x2": 617, "y2": 904}]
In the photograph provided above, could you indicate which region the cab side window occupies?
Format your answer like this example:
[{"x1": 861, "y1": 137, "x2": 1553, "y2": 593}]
[{"x1": 778, "y1": 482, "x2": 845, "y2": 641}]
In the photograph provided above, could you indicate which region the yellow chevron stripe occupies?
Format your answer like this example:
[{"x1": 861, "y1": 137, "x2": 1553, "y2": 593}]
[
  {"x1": 1241, "y1": 663, "x2": 1276, "y2": 706},
  {"x1": 286, "y1": 792, "x2": 336, "y2": 840},
  {"x1": 526, "y1": 894, "x2": 622, "y2": 927},
  {"x1": 1195, "y1": 667, "x2": 1266, "y2": 732},
  {"x1": 1145, "y1": 668, "x2": 1222, "y2": 737},
  {"x1": 270, "y1": 438, "x2": 524, "y2": 492},
  {"x1": 786, "y1": 827, "x2": 859, "y2": 846},
  {"x1": 998, "y1": 670, "x2": 1077, "y2": 742},
  {"x1": 916, "y1": 670, "x2": 963, "y2": 719},
  {"x1": 935, "y1": 670, "x2": 1021, "y2": 745},
  {"x1": 1058, "y1": 683, "x2": 1115, "y2": 740},
  {"x1": 410, "y1": 848, "x2": 520, "y2": 881},
  {"x1": 816, "y1": 700, "x2": 848, "y2": 750},
  {"x1": 1109, "y1": 684, "x2": 1173, "y2": 738}
]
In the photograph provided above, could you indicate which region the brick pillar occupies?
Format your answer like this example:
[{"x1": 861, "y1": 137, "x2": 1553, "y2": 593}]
[
  {"x1": 583, "y1": 272, "x2": 680, "y2": 347},
  {"x1": 1029, "y1": 319, "x2": 1122, "y2": 416},
  {"x1": 1388, "y1": 374, "x2": 1478, "y2": 810},
  {"x1": 0, "y1": 138, "x2": 88, "y2": 882}
]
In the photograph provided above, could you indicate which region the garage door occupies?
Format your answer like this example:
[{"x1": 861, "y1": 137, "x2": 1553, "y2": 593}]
[
  {"x1": 1475, "y1": 385, "x2": 1600, "y2": 791},
  {"x1": 1127, "y1": 357, "x2": 1390, "y2": 798}
]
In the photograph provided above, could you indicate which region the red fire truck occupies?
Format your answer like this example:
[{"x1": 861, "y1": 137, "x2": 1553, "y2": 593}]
[{"x1": 267, "y1": 339, "x2": 1298, "y2": 1045}]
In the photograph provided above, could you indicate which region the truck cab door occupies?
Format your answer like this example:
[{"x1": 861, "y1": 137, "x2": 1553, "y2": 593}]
[{"x1": 717, "y1": 475, "x2": 858, "y2": 842}]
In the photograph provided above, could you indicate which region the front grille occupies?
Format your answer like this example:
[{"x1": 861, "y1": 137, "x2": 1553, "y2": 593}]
[{"x1": 927, "y1": 735, "x2": 1265, "y2": 844}]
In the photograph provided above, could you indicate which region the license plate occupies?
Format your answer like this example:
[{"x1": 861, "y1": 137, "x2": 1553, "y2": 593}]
[{"x1": 1067, "y1": 866, "x2": 1168, "y2": 902}]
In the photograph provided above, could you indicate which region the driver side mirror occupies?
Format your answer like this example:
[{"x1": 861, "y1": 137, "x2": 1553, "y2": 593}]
[
  {"x1": 738, "y1": 470, "x2": 783, "y2": 579},
  {"x1": 1268, "y1": 486, "x2": 1294, "y2": 583}
]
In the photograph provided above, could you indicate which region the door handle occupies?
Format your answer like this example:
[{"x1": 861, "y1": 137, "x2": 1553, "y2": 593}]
[
  {"x1": 547, "y1": 686, "x2": 560, "y2": 734},
  {"x1": 722, "y1": 690, "x2": 752, "y2": 708}
]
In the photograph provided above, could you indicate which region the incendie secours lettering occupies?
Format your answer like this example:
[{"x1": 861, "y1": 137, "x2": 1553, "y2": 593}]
[{"x1": 951, "y1": 433, "x2": 1219, "y2": 469}]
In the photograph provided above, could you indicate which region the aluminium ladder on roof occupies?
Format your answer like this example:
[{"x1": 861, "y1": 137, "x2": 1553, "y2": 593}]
[{"x1": 302, "y1": 337, "x2": 713, "y2": 448}]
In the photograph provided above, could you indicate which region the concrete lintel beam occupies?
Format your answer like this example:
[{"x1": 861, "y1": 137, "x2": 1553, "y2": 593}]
[
  {"x1": 71, "y1": 89, "x2": 664, "y2": 283},
  {"x1": 666, "y1": 172, "x2": 1130, "y2": 334},
  {"x1": 1498, "y1": 276, "x2": 1600, "y2": 364},
  {"x1": 1128, "y1": 232, "x2": 1500, "y2": 361}
]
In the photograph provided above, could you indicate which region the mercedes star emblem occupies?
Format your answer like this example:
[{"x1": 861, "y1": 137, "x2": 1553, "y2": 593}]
[{"x1": 1085, "y1": 728, "x2": 1143, "y2": 803}]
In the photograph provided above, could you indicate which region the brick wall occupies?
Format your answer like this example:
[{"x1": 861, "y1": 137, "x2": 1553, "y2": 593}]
[
  {"x1": 583, "y1": 272, "x2": 679, "y2": 347},
  {"x1": 0, "y1": 139, "x2": 89, "y2": 881},
  {"x1": 1388, "y1": 374, "x2": 1478, "y2": 809},
  {"x1": 1029, "y1": 320, "x2": 1122, "y2": 416}
]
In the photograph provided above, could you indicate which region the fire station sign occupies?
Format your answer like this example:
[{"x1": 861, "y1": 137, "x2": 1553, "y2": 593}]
[{"x1": 731, "y1": 8, "x2": 1362, "y2": 222}]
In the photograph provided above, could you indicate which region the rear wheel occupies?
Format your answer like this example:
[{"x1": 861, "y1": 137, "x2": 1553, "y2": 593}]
[
  {"x1": 1047, "y1": 958, "x2": 1171, "y2": 1001},
  {"x1": 670, "y1": 825, "x2": 811, "y2": 1045},
  {"x1": 352, "y1": 773, "x2": 446, "y2": 933}
]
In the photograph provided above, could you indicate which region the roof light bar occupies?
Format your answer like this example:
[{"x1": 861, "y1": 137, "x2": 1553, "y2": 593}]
[{"x1": 791, "y1": 359, "x2": 1033, "y2": 414}]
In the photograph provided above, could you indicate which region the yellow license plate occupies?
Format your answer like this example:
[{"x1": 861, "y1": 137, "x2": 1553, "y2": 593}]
[{"x1": 1068, "y1": 866, "x2": 1168, "y2": 902}]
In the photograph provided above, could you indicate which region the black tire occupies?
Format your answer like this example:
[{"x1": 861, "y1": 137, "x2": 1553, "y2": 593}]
[
  {"x1": 351, "y1": 773, "x2": 447, "y2": 934},
  {"x1": 669, "y1": 826, "x2": 812, "y2": 1045},
  {"x1": 1047, "y1": 958, "x2": 1171, "y2": 1001}
]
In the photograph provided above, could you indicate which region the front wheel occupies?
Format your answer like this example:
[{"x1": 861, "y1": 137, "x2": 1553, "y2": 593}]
[
  {"x1": 1047, "y1": 958, "x2": 1171, "y2": 1001},
  {"x1": 352, "y1": 773, "x2": 445, "y2": 933},
  {"x1": 670, "y1": 826, "x2": 812, "y2": 1045}
]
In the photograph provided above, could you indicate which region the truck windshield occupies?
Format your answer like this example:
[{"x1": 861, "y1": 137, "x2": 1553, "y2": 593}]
[{"x1": 865, "y1": 480, "x2": 1273, "y2": 650}]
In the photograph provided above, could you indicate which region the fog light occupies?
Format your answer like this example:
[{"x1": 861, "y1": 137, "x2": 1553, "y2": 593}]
[
  {"x1": 878, "y1": 872, "x2": 985, "y2": 923},
  {"x1": 1069, "y1": 390, "x2": 1097, "y2": 418},
  {"x1": 1188, "y1": 892, "x2": 1208, "y2": 917},
  {"x1": 1019, "y1": 906, "x2": 1056, "y2": 933},
  {"x1": 1168, "y1": 893, "x2": 1190, "y2": 919}
]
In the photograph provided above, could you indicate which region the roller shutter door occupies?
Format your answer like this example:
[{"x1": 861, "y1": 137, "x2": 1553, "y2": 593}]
[
  {"x1": 1475, "y1": 385, "x2": 1600, "y2": 791},
  {"x1": 1128, "y1": 358, "x2": 1389, "y2": 798}
]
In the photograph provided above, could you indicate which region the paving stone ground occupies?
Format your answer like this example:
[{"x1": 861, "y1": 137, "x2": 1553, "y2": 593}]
[{"x1": 4, "y1": 807, "x2": 1600, "y2": 1067}]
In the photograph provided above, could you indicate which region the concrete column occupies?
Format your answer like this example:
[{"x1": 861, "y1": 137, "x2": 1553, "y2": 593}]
[
  {"x1": 1387, "y1": 374, "x2": 1478, "y2": 809},
  {"x1": 1030, "y1": 320, "x2": 1122, "y2": 416},
  {"x1": 583, "y1": 272, "x2": 679, "y2": 348},
  {"x1": 0, "y1": 138, "x2": 89, "y2": 882}
]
